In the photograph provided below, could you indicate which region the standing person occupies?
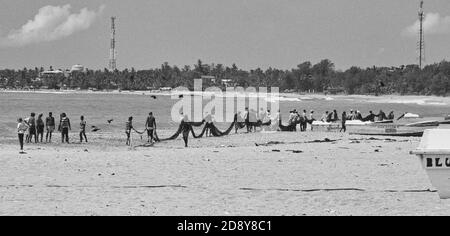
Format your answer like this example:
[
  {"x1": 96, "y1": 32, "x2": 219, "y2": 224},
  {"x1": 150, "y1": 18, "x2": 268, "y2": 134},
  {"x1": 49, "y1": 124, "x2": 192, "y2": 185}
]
[
  {"x1": 244, "y1": 108, "x2": 251, "y2": 133},
  {"x1": 24, "y1": 117, "x2": 30, "y2": 143},
  {"x1": 235, "y1": 112, "x2": 245, "y2": 134},
  {"x1": 388, "y1": 111, "x2": 395, "y2": 120},
  {"x1": 377, "y1": 110, "x2": 387, "y2": 121},
  {"x1": 321, "y1": 111, "x2": 329, "y2": 122},
  {"x1": 271, "y1": 110, "x2": 281, "y2": 131},
  {"x1": 79, "y1": 115, "x2": 87, "y2": 143},
  {"x1": 27, "y1": 113, "x2": 37, "y2": 143},
  {"x1": 204, "y1": 112, "x2": 214, "y2": 137},
  {"x1": 308, "y1": 110, "x2": 316, "y2": 131},
  {"x1": 290, "y1": 110, "x2": 299, "y2": 131},
  {"x1": 125, "y1": 116, "x2": 134, "y2": 146},
  {"x1": 340, "y1": 111, "x2": 347, "y2": 133},
  {"x1": 249, "y1": 109, "x2": 258, "y2": 132},
  {"x1": 45, "y1": 112, "x2": 55, "y2": 143},
  {"x1": 288, "y1": 111, "x2": 295, "y2": 125},
  {"x1": 261, "y1": 109, "x2": 271, "y2": 131},
  {"x1": 36, "y1": 114, "x2": 45, "y2": 143},
  {"x1": 348, "y1": 110, "x2": 354, "y2": 120},
  {"x1": 301, "y1": 110, "x2": 308, "y2": 132},
  {"x1": 17, "y1": 118, "x2": 29, "y2": 153},
  {"x1": 353, "y1": 109, "x2": 359, "y2": 120},
  {"x1": 326, "y1": 111, "x2": 333, "y2": 122},
  {"x1": 145, "y1": 112, "x2": 157, "y2": 143},
  {"x1": 60, "y1": 113, "x2": 71, "y2": 143},
  {"x1": 362, "y1": 111, "x2": 376, "y2": 122},
  {"x1": 331, "y1": 110, "x2": 339, "y2": 122},
  {"x1": 181, "y1": 115, "x2": 191, "y2": 147}
]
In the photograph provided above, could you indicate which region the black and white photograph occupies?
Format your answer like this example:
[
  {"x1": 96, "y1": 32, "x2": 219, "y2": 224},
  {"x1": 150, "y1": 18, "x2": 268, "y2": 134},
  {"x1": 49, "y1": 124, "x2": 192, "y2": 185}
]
[{"x1": 1, "y1": 0, "x2": 450, "y2": 219}]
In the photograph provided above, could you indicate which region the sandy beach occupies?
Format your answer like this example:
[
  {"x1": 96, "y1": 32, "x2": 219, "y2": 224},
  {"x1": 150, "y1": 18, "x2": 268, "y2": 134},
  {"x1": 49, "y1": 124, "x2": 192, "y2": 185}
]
[
  {"x1": 2, "y1": 0, "x2": 450, "y2": 219},
  {"x1": 1, "y1": 130, "x2": 448, "y2": 216}
]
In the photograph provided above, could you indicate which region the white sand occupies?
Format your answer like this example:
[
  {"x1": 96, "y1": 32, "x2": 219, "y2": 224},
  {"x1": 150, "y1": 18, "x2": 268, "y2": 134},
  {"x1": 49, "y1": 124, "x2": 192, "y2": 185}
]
[{"x1": 0, "y1": 131, "x2": 449, "y2": 216}]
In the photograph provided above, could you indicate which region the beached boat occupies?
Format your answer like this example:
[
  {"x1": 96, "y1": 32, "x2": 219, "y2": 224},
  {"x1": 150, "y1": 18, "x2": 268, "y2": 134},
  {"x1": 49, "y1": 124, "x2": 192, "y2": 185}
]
[
  {"x1": 405, "y1": 120, "x2": 440, "y2": 127},
  {"x1": 349, "y1": 121, "x2": 429, "y2": 137},
  {"x1": 412, "y1": 129, "x2": 450, "y2": 199},
  {"x1": 311, "y1": 121, "x2": 341, "y2": 132},
  {"x1": 347, "y1": 120, "x2": 394, "y2": 126},
  {"x1": 313, "y1": 120, "x2": 394, "y2": 127},
  {"x1": 350, "y1": 131, "x2": 424, "y2": 137},
  {"x1": 439, "y1": 120, "x2": 450, "y2": 125}
]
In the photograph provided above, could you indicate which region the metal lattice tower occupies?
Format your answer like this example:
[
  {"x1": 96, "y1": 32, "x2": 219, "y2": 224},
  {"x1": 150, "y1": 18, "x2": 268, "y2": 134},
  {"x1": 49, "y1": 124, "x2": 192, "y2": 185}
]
[
  {"x1": 418, "y1": 1, "x2": 425, "y2": 69},
  {"x1": 109, "y1": 17, "x2": 117, "y2": 71}
]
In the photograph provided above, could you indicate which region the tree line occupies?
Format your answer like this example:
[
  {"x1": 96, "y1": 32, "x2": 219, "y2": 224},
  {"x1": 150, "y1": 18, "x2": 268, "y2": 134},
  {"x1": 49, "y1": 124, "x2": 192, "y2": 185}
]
[{"x1": 1, "y1": 59, "x2": 450, "y2": 96}]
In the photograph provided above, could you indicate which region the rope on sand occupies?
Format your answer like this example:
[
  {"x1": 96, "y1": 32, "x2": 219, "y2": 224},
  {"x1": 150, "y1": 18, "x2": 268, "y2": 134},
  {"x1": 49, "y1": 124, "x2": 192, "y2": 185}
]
[
  {"x1": 133, "y1": 128, "x2": 147, "y2": 135},
  {"x1": 238, "y1": 187, "x2": 438, "y2": 193},
  {"x1": 0, "y1": 185, "x2": 437, "y2": 194}
]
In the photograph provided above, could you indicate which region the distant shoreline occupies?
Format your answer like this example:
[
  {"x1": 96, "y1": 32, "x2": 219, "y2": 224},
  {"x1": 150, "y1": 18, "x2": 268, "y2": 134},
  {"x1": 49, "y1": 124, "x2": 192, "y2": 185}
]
[{"x1": 1, "y1": 89, "x2": 449, "y2": 106}]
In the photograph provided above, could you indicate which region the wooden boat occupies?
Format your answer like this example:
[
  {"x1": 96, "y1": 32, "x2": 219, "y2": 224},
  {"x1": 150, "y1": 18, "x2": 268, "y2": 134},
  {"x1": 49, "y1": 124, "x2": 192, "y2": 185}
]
[
  {"x1": 346, "y1": 120, "x2": 394, "y2": 126},
  {"x1": 375, "y1": 120, "x2": 394, "y2": 124},
  {"x1": 439, "y1": 120, "x2": 450, "y2": 125},
  {"x1": 311, "y1": 121, "x2": 341, "y2": 132},
  {"x1": 405, "y1": 120, "x2": 440, "y2": 127},
  {"x1": 350, "y1": 131, "x2": 423, "y2": 137},
  {"x1": 350, "y1": 122, "x2": 428, "y2": 137},
  {"x1": 313, "y1": 117, "x2": 436, "y2": 134},
  {"x1": 411, "y1": 129, "x2": 450, "y2": 199}
]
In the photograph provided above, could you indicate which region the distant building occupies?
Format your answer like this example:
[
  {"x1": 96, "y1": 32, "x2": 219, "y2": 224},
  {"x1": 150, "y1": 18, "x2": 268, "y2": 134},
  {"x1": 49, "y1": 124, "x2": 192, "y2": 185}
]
[
  {"x1": 201, "y1": 75, "x2": 216, "y2": 84},
  {"x1": 160, "y1": 87, "x2": 172, "y2": 92},
  {"x1": 70, "y1": 64, "x2": 85, "y2": 73},
  {"x1": 40, "y1": 70, "x2": 64, "y2": 77},
  {"x1": 221, "y1": 79, "x2": 233, "y2": 87}
]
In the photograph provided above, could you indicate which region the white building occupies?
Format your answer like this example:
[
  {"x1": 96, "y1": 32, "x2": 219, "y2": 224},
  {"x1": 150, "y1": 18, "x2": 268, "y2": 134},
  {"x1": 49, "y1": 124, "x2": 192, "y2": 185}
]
[{"x1": 70, "y1": 64, "x2": 85, "y2": 73}]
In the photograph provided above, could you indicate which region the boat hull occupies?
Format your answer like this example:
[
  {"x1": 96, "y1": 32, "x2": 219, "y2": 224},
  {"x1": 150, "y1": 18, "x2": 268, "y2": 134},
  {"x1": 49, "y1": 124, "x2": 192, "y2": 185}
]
[
  {"x1": 412, "y1": 129, "x2": 450, "y2": 199},
  {"x1": 416, "y1": 154, "x2": 450, "y2": 199}
]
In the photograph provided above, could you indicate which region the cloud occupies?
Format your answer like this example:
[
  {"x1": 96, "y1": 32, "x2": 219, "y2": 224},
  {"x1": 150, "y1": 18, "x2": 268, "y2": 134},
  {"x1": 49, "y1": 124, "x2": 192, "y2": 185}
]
[
  {"x1": 0, "y1": 4, "x2": 105, "y2": 47},
  {"x1": 403, "y1": 12, "x2": 450, "y2": 36}
]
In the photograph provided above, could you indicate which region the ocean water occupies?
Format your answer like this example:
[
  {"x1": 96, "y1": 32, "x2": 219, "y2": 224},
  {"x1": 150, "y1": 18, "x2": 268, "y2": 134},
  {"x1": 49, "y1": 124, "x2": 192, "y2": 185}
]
[{"x1": 1, "y1": 92, "x2": 449, "y2": 138}]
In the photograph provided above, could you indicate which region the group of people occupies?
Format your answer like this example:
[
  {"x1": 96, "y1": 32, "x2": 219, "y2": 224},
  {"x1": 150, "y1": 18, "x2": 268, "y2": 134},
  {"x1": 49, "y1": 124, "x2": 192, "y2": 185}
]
[
  {"x1": 125, "y1": 112, "x2": 157, "y2": 146},
  {"x1": 287, "y1": 109, "x2": 315, "y2": 132},
  {"x1": 318, "y1": 110, "x2": 394, "y2": 123},
  {"x1": 15, "y1": 107, "x2": 398, "y2": 152},
  {"x1": 236, "y1": 108, "x2": 280, "y2": 133},
  {"x1": 125, "y1": 109, "x2": 280, "y2": 148},
  {"x1": 286, "y1": 109, "x2": 395, "y2": 133},
  {"x1": 16, "y1": 112, "x2": 87, "y2": 153}
]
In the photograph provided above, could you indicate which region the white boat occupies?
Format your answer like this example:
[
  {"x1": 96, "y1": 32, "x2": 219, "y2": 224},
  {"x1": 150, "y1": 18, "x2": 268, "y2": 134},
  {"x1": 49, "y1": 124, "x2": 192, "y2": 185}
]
[
  {"x1": 312, "y1": 121, "x2": 334, "y2": 126},
  {"x1": 412, "y1": 129, "x2": 450, "y2": 199},
  {"x1": 404, "y1": 113, "x2": 420, "y2": 119}
]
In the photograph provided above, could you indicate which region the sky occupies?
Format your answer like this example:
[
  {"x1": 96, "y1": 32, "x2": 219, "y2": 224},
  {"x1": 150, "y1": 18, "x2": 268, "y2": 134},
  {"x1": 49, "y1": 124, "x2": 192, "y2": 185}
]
[{"x1": 0, "y1": 0, "x2": 449, "y2": 71}]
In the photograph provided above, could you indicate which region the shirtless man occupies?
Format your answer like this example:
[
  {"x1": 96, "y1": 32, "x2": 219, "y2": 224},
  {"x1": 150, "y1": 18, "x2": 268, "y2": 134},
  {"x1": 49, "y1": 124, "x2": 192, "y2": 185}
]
[{"x1": 145, "y1": 112, "x2": 157, "y2": 143}]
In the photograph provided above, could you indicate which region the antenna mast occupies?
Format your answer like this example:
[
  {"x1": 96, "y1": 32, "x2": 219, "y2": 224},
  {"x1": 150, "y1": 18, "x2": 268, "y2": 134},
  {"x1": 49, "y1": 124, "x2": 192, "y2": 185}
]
[
  {"x1": 418, "y1": 1, "x2": 425, "y2": 69},
  {"x1": 109, "y1": 17, "x2": 117, "y2": 71}
]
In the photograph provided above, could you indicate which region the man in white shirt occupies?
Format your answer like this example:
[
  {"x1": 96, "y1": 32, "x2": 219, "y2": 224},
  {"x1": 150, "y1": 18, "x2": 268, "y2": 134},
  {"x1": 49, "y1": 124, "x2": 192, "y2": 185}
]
[{"x1": 17, "y1": 118, "x2": 29, "y2": 153}]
